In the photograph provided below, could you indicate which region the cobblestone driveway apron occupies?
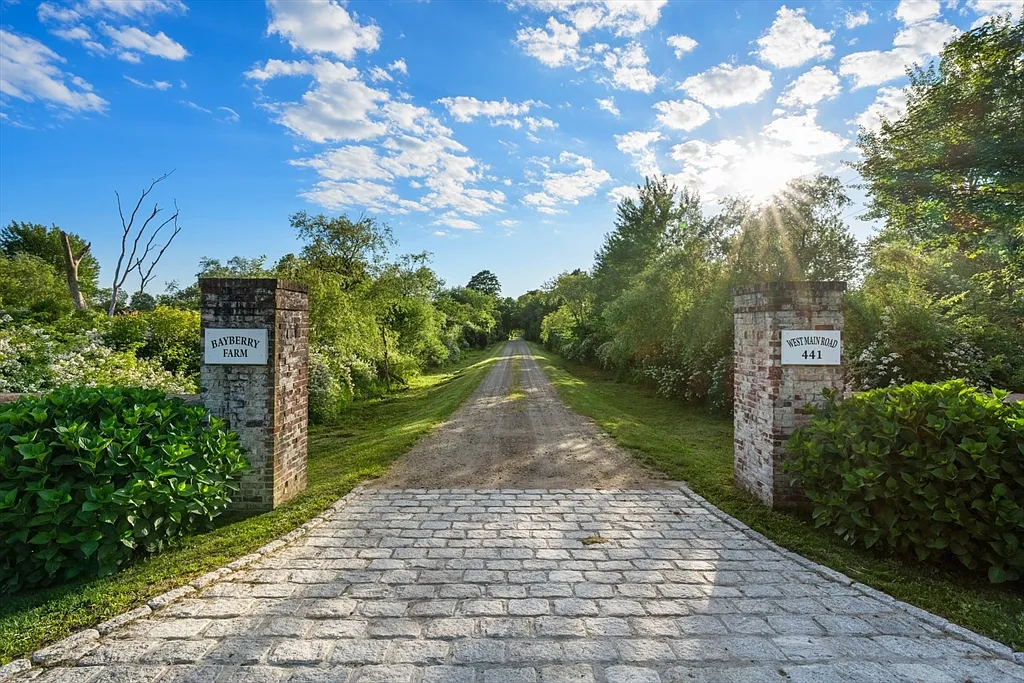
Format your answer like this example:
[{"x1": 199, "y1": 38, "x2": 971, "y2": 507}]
[{"x1": 19, "y1": 488, "x2": 1021, "y2": 683}]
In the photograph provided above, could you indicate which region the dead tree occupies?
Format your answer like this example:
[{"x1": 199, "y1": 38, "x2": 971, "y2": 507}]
[
  {"x1": 59, "y1": 230, "x2": 91, "y2": 310},
  {"x1": 109, "y1": 171, "x2": 182, "y2": 316}
]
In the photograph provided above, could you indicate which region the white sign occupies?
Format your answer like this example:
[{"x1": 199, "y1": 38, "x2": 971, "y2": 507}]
[
  {"x1": 204, "y1": 328, "x2": 268, "y2": 365},
  {"x1": 781, "y1": 330, "x2": 841, "y2": 366}
]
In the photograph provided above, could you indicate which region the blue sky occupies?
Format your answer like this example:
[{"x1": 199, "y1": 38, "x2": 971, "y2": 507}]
[{"x1": 1, "y1": 0, "x2": 1020, "y2": 297}]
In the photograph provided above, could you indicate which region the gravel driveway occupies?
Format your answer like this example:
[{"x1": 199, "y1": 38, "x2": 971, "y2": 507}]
[{"x1": 374, "y1": 340, "x2": 661, "y2": 490}]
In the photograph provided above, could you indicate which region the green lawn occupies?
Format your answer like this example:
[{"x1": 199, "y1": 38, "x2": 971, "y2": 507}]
[
  {"x1": 0, "y1": 344, "x2": 502, "y2": 664},
  {"x1": 529, "y1": 343, "x2": 1024, "y2": 651}
]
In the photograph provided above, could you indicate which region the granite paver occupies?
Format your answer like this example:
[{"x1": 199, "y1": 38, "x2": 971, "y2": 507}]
[{"x1": 14, "y1": 488, "x2": 1021, "y2": 682}]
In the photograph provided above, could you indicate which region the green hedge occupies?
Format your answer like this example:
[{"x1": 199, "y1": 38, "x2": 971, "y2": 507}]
[
  {"x1": 0, "y1": 388, "x2": 248, "y2": 592},
  {"x1": 787, "y1": 381, "x2": 1024, "y2": 583}
]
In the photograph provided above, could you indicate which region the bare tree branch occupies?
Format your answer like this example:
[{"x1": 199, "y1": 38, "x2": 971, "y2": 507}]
[
  {"x1": 108, "y1": 171, "x2": 178, "y2": 315},
  {"x1": 138, "y1": 202, "x2": 182, "y2": 295}
]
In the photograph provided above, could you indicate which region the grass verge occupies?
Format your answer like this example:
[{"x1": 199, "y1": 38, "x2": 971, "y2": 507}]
[
  {"x1": 0, "y1": 344, "x2": 502, "y2": 664},
  {"x1": 529, "y1": 343, "x2": 1024, "y2": 651}
]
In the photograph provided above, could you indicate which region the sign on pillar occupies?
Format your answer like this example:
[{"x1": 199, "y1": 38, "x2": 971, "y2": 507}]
[
  {"x1": 732, "y1": 281, "x2": 846, "y2": 509},
  {"x1": 199, "y1": 278, "x2": 309, "y2": 512}
]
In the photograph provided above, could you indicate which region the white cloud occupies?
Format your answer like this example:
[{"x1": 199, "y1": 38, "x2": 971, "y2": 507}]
[
  {"x1": 245, "y1": 59, "x2": 316, "y2": 81},
  {"x1": 855, "y1": 86, "x2": 909, "y2": 132},
  {"x1": 615, "y1": 130, "x2": 662, "y2": 176},
  {"x1": 653, "y1": 99, "x2": 710, "y2": 131},
  {"x1": 666, "y1": 34, "x2": 697, "y2": 58},
  {"x1": 756, "y1": 6, "x2": 833, "y2": 68},
  {"x1": 515, "y1": 17, "x2": 584, "y2": 68},
  {"x1": 100, "y1": 24, "x2": 188, "y2": 60},
  {"x1": 39, "y1": 0, "x2": 187, "y2": 23},
  {"x1": 523, "y1": 151, "x2": 612, "y2": 212},
  {"x1": 388, "y1": 58, "x2": 407, "y2": 74},
  {"x1": 368, "y1": 66, "x2": 392, "y2": 83},
  {"x1": 844, "y1": 10, "x2": 870, "y2": 29},
  {"x1": 266, "y1": 0, "x2": 380, "y2": 61},
  {"x1": 262, "y1": 61, "x2": 389, "y2": 143},
  {"x1": 436, "y1": 96, "x2": 538, "y2": 122},
  {"x1": 0, "y1": 29, "x2": 107, "y2": 112},
  {"x1": 181, "y1": 100, "x2": 211, "y2": 114},
  {"x1": 895, "y1": 0, "x2": 941, "y2": 24},
  {"x1": 777, "y1": 66, "x2": 840, "y2": 108},
  {"x1": 762, "y1": 108, "x2": 848, "y2": 157},
  {"x1": 596, "y1": 96, "x2": 619, "y2": 116},
  {"x1": 433, "y1": 213, "x2": 480, "y2": 230},
  {"x1": 968, "y1": 0, "x2": 1023, "y2": 23},
  {"x1": 524, "y1": 116, "x2": 557, "y2": 131},
  {"x1": 124, "y1": 75, "x2": 171, "y2": 90},
  {"x1": 218, "y1": 106, "x2": 240, "y2": 123},
  {"x1": 839, "y1": 19, "x2": 958, "y2": 88},
  {"x1": 607, "y1": 184, "x2": 639, "y2": 203},
  {"x1": 515, "y1": 0, "x2": 668, "y2": 37},
  {"x1": 601, "y1": 42, "x2": 657, "y2": 92},
  {"x1": 291, "y1": 145, "x2": 392, "y2": 180},
  {"x1": 679, "y1": 63, "x2": 772, "y2": 108},
  {"x1": 433, "y1": 230, "x2": 447, "y2": 237},
  {"x1": 499, "y1": 219, "x2": 519, "y2": 227},
  {"x1": 895, "y1": 19, "x2": 959, "y2": 55}
]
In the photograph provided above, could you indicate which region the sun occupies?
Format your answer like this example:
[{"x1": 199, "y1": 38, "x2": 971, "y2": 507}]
[{"x1": 732, "y1": 148, "x2": 814, "y2": 205}]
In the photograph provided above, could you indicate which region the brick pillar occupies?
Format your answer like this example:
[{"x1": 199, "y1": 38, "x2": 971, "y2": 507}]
[
  {"x1": 732, "y1": 281, "x2": 845, "y2": 508},
  {"x1": 200, "y1": 278, "x2": 309, "y2": 512}
]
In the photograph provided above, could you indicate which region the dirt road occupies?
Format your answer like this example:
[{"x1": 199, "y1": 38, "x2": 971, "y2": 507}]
[{"x1": 373, "y1": 340, "x2": 662, "y2": 489}]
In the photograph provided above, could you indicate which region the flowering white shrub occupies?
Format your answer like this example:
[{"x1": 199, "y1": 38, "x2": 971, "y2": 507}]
[
  {"x1": 0, "y1": 317, "x2": 194, "y2": 394},
  {"x1": 850, "y1": 309, "x2": 992, "y2": 390}
]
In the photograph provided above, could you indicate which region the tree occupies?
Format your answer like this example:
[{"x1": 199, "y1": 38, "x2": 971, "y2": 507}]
[
  {"x1": 109, "y1": 172, "x2": 182, "y2": 316},
  {"x1": 0, "y1": 253, "x2": 74, "y2": 318},
  {"x1": 290, "y1": 211, "x2": 394, "y2": 284},
  {"x1": 593, "y1": 176, "x2": 680, "y2": 308},
  {"x1": 855, "y1": 16, "x2": 1024, "y2": 259},
  {"x1": 466, "y1": 270, "x2": 501, "y2": 297},
  {"x1": 728, "y1": 175, "x2": 859, "y2": 284},
  {"x1": 0, "y1": 221, "x2": 100, "y2": 307}
]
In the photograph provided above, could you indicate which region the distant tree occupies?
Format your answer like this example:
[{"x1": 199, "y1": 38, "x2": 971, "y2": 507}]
[
  {"x1": 546, "y1": 269, "x2": 594, "y2": 326},
  {"x1": 467, "y1": 269, "x2": 501, "y2": 296},
  {"x1": 290, "y1": 211, "x2": 394, "y2": 284},
  {"x1": 108, "y1": 172, "x2": 182, "y2": 315},
  {"x1": 129, "y1": 291, "x2": 157, "y2": 312},
  {"x1": 0, "y1": 221, "x2": 100, "y2": 309},
  {"x1": 197, "y1": 255, "x2": 273, "y2": 278}
]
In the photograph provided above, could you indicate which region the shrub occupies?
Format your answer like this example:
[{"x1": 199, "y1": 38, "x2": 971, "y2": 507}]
[
  {"x1": 0, "y1": 387, "x2": 248, "y2": 592},
  {"x1": 786, "y1": 380, "x2": 1024, "y2": 583},
  {"x1": 104, "y1": 306, "x2": 201, "y2": 379}
]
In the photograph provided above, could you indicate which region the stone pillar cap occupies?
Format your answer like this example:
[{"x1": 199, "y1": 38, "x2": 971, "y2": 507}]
[{"x1": 731, "y1": 280, "x2": 846, "y2": 296}]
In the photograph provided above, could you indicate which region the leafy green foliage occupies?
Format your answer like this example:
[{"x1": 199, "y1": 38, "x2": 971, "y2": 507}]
[
  {"x1": 103, "y1": 307, "x2": 201, "y2": 379},
  {"x1": 466, "y1": 270, "x2": 501, "y2": 297},
  {"x1": 0, "y1": 388, "x2": 247, "y2": 592},
  {"x1": 787, "y1": 381, "x2": 1024, "y2": 583},
  {"x1": 0, "y1": 222, "x2": 100, "y2": 296},
  {"x1": 0, "y1": 254, "x2": 75, "y2": 320}
]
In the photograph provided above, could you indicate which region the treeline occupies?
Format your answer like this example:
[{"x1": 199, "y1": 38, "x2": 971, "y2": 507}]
[
  {"x1": 514, "y1": 17, "x2": 1023, "y2": 412},
  {"x1": 0, "y1": 212, "x2": 514, "y2": 421}
]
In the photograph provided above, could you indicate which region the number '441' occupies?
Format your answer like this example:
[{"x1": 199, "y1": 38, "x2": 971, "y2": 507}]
[{"x1": 802, "y1": 350, "x2": 822, "y2": 360}]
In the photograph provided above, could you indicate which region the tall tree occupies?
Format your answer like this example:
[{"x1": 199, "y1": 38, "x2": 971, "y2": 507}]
[
  {"x1": 593, "y1": 176, "x2": 680, "y2": 307},
  {"x1": 0, "y1": 221, "x2": 100, "y2": 307},
  {"x1": 728, "y1": 175, "x2": 859, "y2": 284},
  {"x1": 855, "y1": 16, "x2": 1024, "y2": 259},
  {"x1": 467, "y1": 269, "x2": 501, "y2": 297}
]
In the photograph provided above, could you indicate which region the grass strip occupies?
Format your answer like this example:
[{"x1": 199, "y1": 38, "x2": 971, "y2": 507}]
[
  {"x1": 0, "y1": 344, "x2": 502, "y2": 664},
  {"x1": 507, "y1": 354, "x2": 525, "y2": 402},
  {"x1": 529, "y1": 342, "x2": 1024, "y2": 650}
]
